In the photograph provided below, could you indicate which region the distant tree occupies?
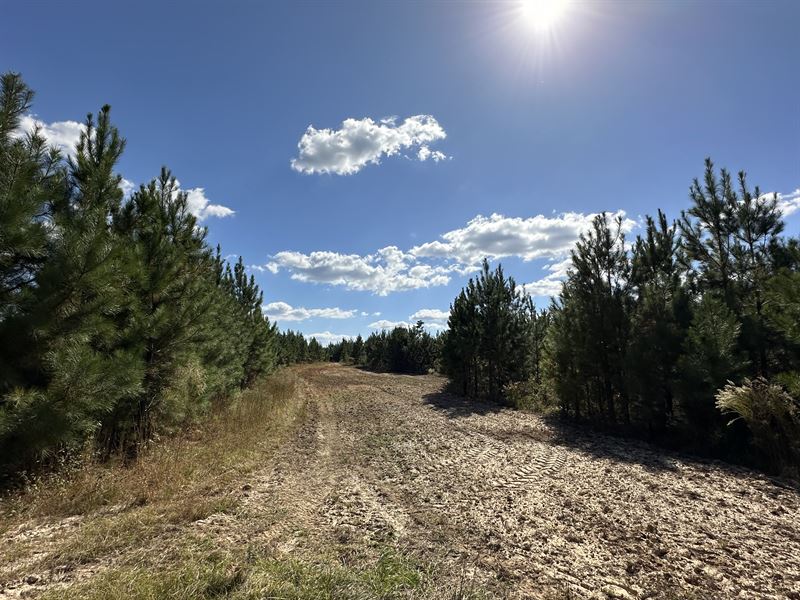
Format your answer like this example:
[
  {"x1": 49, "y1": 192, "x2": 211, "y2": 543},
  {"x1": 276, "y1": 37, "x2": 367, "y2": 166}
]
[
  {"x1": 442, "y1": 259, "x2": 531, "y2": 401},
  {"x1": 308, "y1": 337, "x2": 324, "y2": 362},
  {"x1": 351, "y1": 334, "x2": 365, "y2": 365}
]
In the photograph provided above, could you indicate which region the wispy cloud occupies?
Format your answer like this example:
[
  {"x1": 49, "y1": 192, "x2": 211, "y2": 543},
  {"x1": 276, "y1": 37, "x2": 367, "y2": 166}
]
[
  {"x1": 262, "y1": 301, "x2": 357, "y2": 322},
  {"x1": 369, "y1": 319, "x2": 411, "y2": 329},
  {"x1": 409, "y1": 308, "x2": 449, "y2": 322},
  {"x1": 291, "y1": 115, "x2": 449, "y2": 175}
]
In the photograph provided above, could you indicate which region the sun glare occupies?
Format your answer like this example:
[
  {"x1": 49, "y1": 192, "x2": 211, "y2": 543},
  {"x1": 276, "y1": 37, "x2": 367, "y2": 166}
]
[{"x1": 520, "y1": 0, "x2": 569, "y2": 32}]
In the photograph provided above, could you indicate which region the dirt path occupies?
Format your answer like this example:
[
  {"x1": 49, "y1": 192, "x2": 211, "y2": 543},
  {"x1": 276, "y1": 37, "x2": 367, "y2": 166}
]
[
  {"x1": 2, "y1": 364, "x2": 798, "y2": 598},
  {"x1": 256, "y1": 364, "x2": 800, "y2": 599}
]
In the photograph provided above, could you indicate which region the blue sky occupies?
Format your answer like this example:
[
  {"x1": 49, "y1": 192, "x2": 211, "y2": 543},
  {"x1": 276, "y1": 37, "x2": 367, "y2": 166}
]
[{"x1": 3, "y1": 0, "x2": 799, "y2": 343}]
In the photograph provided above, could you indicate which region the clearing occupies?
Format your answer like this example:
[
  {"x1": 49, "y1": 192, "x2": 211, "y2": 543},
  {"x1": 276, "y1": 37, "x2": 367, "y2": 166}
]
[{"x1": 1, "y1": 364, "x2": 798, "y2": 598}]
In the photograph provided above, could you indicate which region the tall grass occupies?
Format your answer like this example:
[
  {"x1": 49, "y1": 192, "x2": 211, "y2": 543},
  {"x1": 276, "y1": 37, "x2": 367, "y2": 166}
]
[{"x1": 0, "y1": 369, "x2": 303, "y2": 529}]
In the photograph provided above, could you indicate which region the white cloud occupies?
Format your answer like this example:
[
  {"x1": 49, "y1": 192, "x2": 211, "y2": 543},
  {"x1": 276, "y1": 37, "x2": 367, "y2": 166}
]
[
  {"x1": 15, "y1": 114, "x2": 85, "y2": 159},
  {"x1": 268, "y1": 211, "x2": 635, "y2": 297},
  {"x1": 172, "y1": 180, "x2": 234, "y2": 222},
  {"x1": 263, "y1": 301, "x2": 357, "y2": 321},
  {"x1": 251, "y1": 262, "x2": 280, "y2": 274},
  {"x1": 291, "y1": 115, "x2": 449, "y2": 175},
  {"x1": 409, "y1": 308, "x2": 449, "y2": 322},
  {"x1": 774, "y1": 188, "x2": 800, "y2": 217},
  {"x1": 16, "y1": 116, "x2": 232, "y2": 221},
  {"x1": 306, "y1": 331, "x2": 355, "y2": 345},
  {"x1": 520, "y1": 257, "x2": 572, "y2": 298},
  {"x1": 184, "y1": 187, "x2": 234, "y2": 221},
  {"x1": 370, "y1": 318, "x2": 445, "y2": 332},
  {"x1": 411, "y1": 211, "x2": 636, "y2": 268},
  {"x1": 269, "y1": 246, "x2": 451, "y2": 295},
  {"x1": 370, "y1": 319, "x2": 411, "y2": 329},
  {"x1": 120, "y1": 178, "x2": 135, "y2": 199},
  {"x1": 417, "y1": 146, "x2": 448, "y2": 162}
]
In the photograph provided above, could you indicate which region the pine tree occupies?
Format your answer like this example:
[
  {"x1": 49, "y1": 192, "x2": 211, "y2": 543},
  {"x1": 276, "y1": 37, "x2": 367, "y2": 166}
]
[
  {"x1": 679, "y1": 158, "x2": 738, "y2": 304},
  {"x1": 442, "y1": 259, "x2": 531, "y2": 400},
  {"x1": 626, "y1": 210, "x2": 687, "y2": 434},
  {"x1": 552, "y1": 214, "x2": 631, "y2": 423},
  {"x1": 1, "y1": 105, "x2": 142, "y2": 471},
  {"x1": 675, "y1": 294, "x2": 746, "y2": 440},
  {"x1": 0, "y1": 73, "x2": 65, "y2": 316}
]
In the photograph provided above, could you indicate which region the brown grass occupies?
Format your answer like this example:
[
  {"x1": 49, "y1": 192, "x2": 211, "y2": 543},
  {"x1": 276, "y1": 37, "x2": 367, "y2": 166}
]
[
  {"x1": 0, "y1": 369, "x2": 305, "y2": 585},
  {"x1": 0, "y1": 370, "x2": 301, "y2": 527}
]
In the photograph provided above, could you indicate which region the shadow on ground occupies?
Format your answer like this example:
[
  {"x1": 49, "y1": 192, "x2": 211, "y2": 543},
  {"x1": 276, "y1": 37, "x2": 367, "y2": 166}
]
[{"x1": 422, "y1": 391, "x2": 504, "y2": 419}]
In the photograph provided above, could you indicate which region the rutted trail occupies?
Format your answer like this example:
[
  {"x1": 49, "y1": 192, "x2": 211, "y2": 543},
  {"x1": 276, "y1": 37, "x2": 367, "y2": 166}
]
[
  {"x1": 272, "y1": 364, "x2": 800, "y2": 598},
  {"x1": 2, "y1": 364, "x2": 798, "y2": 598}
]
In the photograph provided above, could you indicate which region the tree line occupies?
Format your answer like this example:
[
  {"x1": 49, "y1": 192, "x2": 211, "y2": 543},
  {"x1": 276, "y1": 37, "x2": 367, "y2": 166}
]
[
  {"x1": 281, "y1": 324, "x2": 440, "y2": 375},
  {"x1": 0, "y1": 73, "x2": 308, "y2": 479},
  {"x1": 438, "y1": 159, "x2": 800, "y2": 475},
  {"x1": 253, "y1": 159, "x2": 799, "y2": 474}
]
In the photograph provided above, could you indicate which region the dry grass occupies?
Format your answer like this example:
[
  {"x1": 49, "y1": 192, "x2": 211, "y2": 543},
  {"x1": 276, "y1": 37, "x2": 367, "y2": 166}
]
[
  {"x1": 0, "y1": 370, "x2": 301, "y2": 528},
  {"x1": 0, "y1": 369, "x2": 305, "y2": 589}
]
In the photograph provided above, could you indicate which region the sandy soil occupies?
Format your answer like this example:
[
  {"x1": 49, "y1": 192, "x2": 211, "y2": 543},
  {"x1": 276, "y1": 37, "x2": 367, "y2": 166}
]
[
  {"x1": 252, "y1": 365, "x2": 800, "y2": 599},
  {"x1": 2, "y1": 363, "x2": 799, "y2": 598}
]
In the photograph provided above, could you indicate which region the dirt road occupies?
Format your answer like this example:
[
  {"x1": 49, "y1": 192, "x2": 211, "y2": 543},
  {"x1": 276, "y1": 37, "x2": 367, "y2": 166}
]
[
  {"x1": 2, "y1": 364, "x2": 798, "y2": 598},
  {"x1": 251, "y1": 364, "x2": 800, "y2": 598}
]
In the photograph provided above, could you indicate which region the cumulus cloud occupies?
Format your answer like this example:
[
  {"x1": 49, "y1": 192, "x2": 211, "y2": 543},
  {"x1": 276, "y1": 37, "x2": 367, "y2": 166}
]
[
  {"x1": 775, "y1": 188, "x2": 800, "y2": 217},
  {"x1": 268, "y1": 211, "x2": 636, "y2": 296},
  {"x1": 409, "y1": 308, "x2": 449, "y2": 322},
  {"x1": 262, "y1": 301, "x2": 357, "y2": 321},
  {"x1": 251, "y1": 263, "x2": 279, "y2": 274},
  {"x1": 269, "y1": 246, "x2": 451, "y2": 296},
  {"x1": 170, "y1": 180, "x2": 234, "y2": 221},
  {"x1": 370, "y1": 317, "x2": 445, "y2": 332},
  {"x1": 183, "y1": 187, "x2": 234, "y2": 221},
  {"x1": 411, "y1": 211, "x2": 636, "y2": 268},
  {"x1": 306, "y1": 331, "x2": 354, "y2": 345},
  {"x1": 15, "y1": 114, "x2": 85, "y2": 158},
  {"x1": 417, "y1": 146, "x2": 448, "y2": 162},
  {"x1": 291, "y1": 115, "x2": 449, "y2": 175},
  {"x1": 16, "y1": 116, "x2": 232, "y2": 221},
  {"x1": 520, "y1": 257, "x2": 572, "y2": 298}
]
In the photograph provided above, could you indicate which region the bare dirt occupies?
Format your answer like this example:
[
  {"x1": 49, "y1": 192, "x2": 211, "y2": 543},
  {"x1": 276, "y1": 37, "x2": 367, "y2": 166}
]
[{"x1": 2, "y1": 363, "x2": 799, "y2": 598}]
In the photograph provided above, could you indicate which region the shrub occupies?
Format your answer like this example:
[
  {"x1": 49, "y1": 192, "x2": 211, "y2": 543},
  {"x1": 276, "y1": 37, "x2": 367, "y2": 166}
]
[
  {"x1": 715, "y1": 377, "x2": 800, "y2": 476},
  {"x1": 504, "y1": 379, "x2": 557, "y2": 415}
]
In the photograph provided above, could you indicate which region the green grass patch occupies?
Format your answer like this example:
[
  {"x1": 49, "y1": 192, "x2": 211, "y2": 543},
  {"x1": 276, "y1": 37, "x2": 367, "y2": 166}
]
[{"x1": 38, "y1": 546, "x2": 496, "y2": 600}]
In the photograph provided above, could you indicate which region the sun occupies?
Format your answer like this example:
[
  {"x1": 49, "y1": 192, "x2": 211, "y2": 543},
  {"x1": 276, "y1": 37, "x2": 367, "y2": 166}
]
[{"x1": 519, "y1": 0, "x2": 570, "y2": 32}]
